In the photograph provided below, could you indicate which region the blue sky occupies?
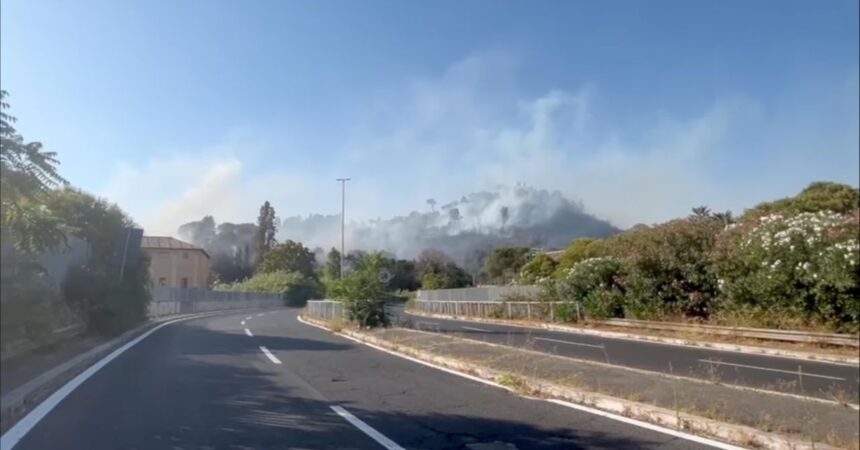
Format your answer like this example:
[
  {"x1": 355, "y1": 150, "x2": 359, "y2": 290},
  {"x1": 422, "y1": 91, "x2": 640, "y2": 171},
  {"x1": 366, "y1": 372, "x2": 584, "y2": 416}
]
[{"x1": 2, "y1": 0, "x2": 858, "y2": 234}]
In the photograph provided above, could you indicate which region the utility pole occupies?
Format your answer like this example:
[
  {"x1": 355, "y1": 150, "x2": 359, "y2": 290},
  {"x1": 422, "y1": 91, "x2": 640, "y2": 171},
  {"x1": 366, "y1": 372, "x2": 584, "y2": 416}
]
[{"x1": 336, "y1": 178, "x2": 350, "y2": 278}]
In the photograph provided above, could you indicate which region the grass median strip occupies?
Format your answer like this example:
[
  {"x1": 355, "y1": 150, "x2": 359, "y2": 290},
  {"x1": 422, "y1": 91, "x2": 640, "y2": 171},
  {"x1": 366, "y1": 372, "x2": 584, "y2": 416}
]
[{"x1": 324, "y1": 323, "x2": 858, "y2": 450}]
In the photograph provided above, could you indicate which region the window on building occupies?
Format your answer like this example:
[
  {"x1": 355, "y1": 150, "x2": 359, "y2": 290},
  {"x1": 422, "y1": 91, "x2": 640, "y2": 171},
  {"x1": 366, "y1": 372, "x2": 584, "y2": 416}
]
[
  {"x1": 181, "y1": 277, "x2": 188, "y2": 288},
  {"x1": 158, "y1": 277, "x2": 166, "y2": 286}
]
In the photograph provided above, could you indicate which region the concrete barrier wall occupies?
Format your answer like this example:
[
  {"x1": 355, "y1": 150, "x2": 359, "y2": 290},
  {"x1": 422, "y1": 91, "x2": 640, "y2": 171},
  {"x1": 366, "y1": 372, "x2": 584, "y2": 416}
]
[
  {"x1": 148, "y1": 287, "x2": 284, "y2": 318},
  {"x1": 416, "y1": 286, "x2": 541, "y2": 302},
  {"x1": 305, "y1": 300, "x2": 344, "y2": 321}
]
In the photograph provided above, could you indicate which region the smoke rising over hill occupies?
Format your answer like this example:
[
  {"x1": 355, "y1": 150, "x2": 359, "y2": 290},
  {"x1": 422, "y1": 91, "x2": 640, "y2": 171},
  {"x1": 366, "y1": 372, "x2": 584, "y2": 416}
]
[{"x1": 178, "y1": 185, "x2": 618, "y2": 271}]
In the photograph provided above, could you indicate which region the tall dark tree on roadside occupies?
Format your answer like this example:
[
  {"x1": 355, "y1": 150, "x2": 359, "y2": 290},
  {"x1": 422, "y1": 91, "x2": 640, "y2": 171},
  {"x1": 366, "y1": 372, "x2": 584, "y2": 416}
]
[
  {"x1": 256, "y1": 240, "x2": 316, "y2": 278},
  {"x1": 254, "y1": 201, "x2": 278, "y2": 260},
  {"x1": 324, "y1": 247, "x2": 341, "y2": 280}
]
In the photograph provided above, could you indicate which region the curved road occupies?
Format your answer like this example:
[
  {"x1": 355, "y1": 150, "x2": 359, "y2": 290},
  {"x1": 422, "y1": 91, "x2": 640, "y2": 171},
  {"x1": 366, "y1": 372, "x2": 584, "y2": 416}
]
[{"x1": 5, "y1": 308, "x2": 721, "y2": 450}]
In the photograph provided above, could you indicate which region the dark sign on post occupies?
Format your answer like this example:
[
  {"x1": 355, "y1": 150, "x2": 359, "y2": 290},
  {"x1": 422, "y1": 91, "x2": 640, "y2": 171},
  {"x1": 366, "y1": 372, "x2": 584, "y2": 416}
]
[{"x1": 110, "y1": 227, "x2": 144, "y2": 276}]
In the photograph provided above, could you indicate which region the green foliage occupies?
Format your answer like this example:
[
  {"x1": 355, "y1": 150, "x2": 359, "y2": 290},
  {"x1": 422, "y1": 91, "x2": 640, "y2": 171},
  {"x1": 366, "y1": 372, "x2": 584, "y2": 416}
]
[
  {"x1": 519, "y1": 253, "x2": 558, "y2": 284},
  {"x1": 557, "y1": 257, "x2": 627, "y2": 319},
  {"x1": 256, "y1": 240, "x2": 316, "y2": 278},
  {"x1": 485, "y1": 247, "x2": 532, "y2": 283},
  {"x1": 324, "y1": 247, "x2": 341, "y2": 280},
  {"x1": 327, "y1": 252, "x2": 389, "y2": 327},
  {"x1": 0, "y1": 260, "x2": 67, "y2": 342},
  {"x1": 220, "y1": 270, "x2": 320, "y2": 303},
  {"x1": 712, "y1": 211, "x2": 859, "y2": 332},
  {"x1": 1, "y1": 91, "x2": 68, "y2": 253},
  {"x1": 416, "y1": 249, "x2": 472, "y2": 289},
  {"x1": 254, "y1": 201, "x2": 278, "y2": 260},
  {"x1": 49, "y1": 188, "x2": 151, "y2": 334},
  {"x1": 557, "y1": 238, "x2": 596, "y2": 271},
  {"x1": 743, "y1": 182, "x2": 859, "y2": 220}
]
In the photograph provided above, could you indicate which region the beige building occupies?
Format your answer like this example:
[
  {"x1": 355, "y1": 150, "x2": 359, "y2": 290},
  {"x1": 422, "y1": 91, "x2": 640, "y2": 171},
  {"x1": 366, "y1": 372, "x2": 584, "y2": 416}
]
[{"x1": 141, "y1": 236, "x2": 210, "y2": 288}]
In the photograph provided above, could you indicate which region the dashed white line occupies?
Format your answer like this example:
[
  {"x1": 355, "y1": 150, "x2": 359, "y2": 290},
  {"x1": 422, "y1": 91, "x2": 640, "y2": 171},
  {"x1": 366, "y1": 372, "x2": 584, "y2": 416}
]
[
  {"x1": 535, "y1": 337, "x2": 605, "y2": 349},
  {"x1": 461, "y1": 326, "x2": 490, "y2": 333},
  {"x1": 240, "y1": 320, "x2": 245, "y2": 326},
  {"x1": 256, "y1": 313, "x2": 264, "y2": 317},
  {"x1": 330, "y1": 406, "x2": 405, "y2": 450},
  {"x1": 245, "y1": 328, "x2": 254, "y2": 337},
  {"x1": 259, "y1": 346, "x2": 281, "y2": 364},
  {"x1": 244, "y1": 316, "x2": 252, "y2": 321},
  {"x1": 697, "y1": 359, "x2": 846, "y2": 381}
]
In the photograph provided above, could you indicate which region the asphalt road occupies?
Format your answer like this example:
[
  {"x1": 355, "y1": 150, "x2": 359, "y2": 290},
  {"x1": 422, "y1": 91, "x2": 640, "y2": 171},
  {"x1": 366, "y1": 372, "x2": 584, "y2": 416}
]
[
  {"x1": 388, "y1": 305, "x2": 860, "y2": 401},
  {"x1": 5, "y1": 308, "x2": 718, "y2": 450}
]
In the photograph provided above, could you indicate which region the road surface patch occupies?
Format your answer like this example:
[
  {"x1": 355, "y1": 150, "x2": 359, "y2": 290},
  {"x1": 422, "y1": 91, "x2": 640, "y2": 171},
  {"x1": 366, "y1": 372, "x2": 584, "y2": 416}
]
[
  {"x1": 259, "y1": 346, "x2": 281, "y2": 364},
  {"x1": 330, "y1": 406, "x2": 405, "y2": 450},
  {"x1": 697, "y1": 359, "x2": 846, "y2": 381},
  {"x1": 535, "y1": 337, "x2": 605, "y2": 349}
]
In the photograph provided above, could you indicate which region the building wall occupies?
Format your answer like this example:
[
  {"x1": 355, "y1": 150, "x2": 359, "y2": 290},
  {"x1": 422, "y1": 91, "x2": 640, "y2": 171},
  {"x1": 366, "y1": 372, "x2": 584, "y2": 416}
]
[{"x1": 143, "y1": 249, "x2": 210, "y2": 288}]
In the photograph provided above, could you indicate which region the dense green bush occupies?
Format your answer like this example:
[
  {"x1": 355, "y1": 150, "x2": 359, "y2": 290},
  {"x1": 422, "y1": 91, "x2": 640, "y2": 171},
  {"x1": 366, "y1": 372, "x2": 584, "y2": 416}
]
[
  {"x1": 712, "y1": 211, "x2": 859, "y2": 332},
  {"x1": 557, "y1": 238, "x2": 597, "y2": 271},
  {"x1": 557, "y1": 257, "x2": 627, "y2": 319},
  {"x1": 256, "y1": 240, "x2": 316, "y2": 277},
  {"x1": 519, "y1": 254, "x2": 558, "y2": 284},
  {"x1": 327, "y1": 252, "x2": 389, "y2": 328},
  {"x1": 0, "y1": 261, "x2": 65, "y2": 342},
  {"x1": 218, "y1": 270, "x2": 321, "y2": 304}
]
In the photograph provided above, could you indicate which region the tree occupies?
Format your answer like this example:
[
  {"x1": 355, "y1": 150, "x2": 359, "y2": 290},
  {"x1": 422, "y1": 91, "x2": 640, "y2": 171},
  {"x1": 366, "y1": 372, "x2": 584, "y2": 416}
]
[
  {"x1": 691, "y1": 206, "x2": 711, "y2": 218},
  {"x1": 328, "y1": 252, "x2": 389, "y2": 327},
  {"x1": 558, "y1": 238, "x2": 597, "y2": 271},
  {"x1": 0, "y1": 90, "x2": 68, "y2": 253},
  {"x1": 426, "y1": 198, "x2": 437, "y2": 213},
  {"x1": 178, "y1": 215, "x2": 216, "y2": 249},
  {"x1": 519, "y1": 254, "x2": 558, "y2": 284},
  {"x1": 743, "y1": 181, "x2": 860, "y2": 219},
  {"x1": 415, "y1": 249, "x2": 471, "y2": 289},
  {"x1": 254, "y1": 201, "x2": 278, "y2": 260},
  {"x1": 325, "y1": 247, "x2": 341, "y2": 280},
  {"x1": 256, "y1": 240, "x2": 316, "y2": 278},
  {"x1": 484, "y1": 247, "x2": 532, "y2": 284},
  {"x1": 48, "y1": 188, "x2": 151, "y2": 334}
]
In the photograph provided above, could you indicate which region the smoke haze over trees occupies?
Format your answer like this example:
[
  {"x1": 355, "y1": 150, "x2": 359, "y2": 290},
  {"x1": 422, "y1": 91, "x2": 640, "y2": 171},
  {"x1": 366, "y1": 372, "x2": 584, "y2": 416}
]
[{"x1": 178, "y1": 185, "x2": 618, "y2": 274}]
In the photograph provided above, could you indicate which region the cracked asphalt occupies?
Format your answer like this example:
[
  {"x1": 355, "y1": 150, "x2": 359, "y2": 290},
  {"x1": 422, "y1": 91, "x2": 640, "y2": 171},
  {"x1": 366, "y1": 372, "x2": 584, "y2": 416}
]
[{"x1": 8, "y1": 308, "x2": 716, "y2": 449}]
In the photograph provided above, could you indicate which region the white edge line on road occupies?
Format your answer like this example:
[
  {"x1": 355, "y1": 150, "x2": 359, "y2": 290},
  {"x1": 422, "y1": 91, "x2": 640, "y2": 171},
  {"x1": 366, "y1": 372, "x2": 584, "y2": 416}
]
[
  {"x1": 461, "y1": 326, "x2": 490, "y2": 333},
  {"x1": 259, "y1": 346, "x2": 281, "y2": 364},
  {"x1": 296, "y1": 316, "x2": 743, "y2": 450},
  {"x1": 535, "y1": 337, "x2": 605, "y2": 349},
  {"x1": 330, "y1": 406, "x2": 405, "y2": 450},
  {"x1": 697, "y1": 359, "x2": 846, "y2": 381},
  {"x1": 245, "y1": 328, "x2": 254, "y2": 337},
  {"x1": 0, "y1": 312, "x2": 222, "y2": 450}
]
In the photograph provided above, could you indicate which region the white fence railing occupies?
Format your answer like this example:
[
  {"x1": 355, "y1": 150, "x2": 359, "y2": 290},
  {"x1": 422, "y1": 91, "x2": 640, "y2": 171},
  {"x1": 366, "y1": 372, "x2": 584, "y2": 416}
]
[
  {"x1": 412, "y1": 300, "x2": 561, "y2": 321},
  {"x1": 416, "y1": 286, "x2": 541, "y2": 302},
  {"x1": 305, "y1": 300, "x2": 344, "y2": 321},
  {"x1": 148, "y1": 287, "x2": 284, "y2": 318}
]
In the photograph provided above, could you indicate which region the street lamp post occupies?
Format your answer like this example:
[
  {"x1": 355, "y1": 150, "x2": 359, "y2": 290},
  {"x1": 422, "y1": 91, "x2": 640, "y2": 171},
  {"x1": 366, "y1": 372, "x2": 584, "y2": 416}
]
[{"x1": 336, "y1": 178, "x2": 350, "y2": 278}]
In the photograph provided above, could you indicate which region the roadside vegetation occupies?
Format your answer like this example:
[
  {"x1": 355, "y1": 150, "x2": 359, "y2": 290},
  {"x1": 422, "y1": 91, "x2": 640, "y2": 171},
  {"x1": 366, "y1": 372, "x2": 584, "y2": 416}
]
[
  {"x1": 1, "y1": 91, "x2": 151, "y2": 339},
  {"x1": 504, "y1": 182, "x2": 859, "y2": 333}
]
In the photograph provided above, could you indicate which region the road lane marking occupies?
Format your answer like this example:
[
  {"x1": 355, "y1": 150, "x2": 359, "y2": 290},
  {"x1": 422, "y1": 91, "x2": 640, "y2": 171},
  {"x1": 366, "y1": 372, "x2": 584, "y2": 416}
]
[
  {"x1": 245, "y1": 316, "x2": 252, "y2": 321},
  {"x1": 259, "y1": 346, "x2": 281, "y2": 364},
  {"x1": 256, "y1": 313, "x2": 264, "y2": 317},
  {"x1": 535, "y1": 337, "x2": 605, "y2": 349},
  {"x1": 297, "y1": 316, "x2": 742, "y2": 450},
  {"x1": 461, "y1": 326, "x2": 490, "y2": 333},
  {"x1": 697, "y1": 359, "x2": 846, "y2": 381},
  {"x1": 245, "y1": 328, "x2": 254, "y2": 337},
  {"x1": 0, "y1": 311, "x2": 230, "y2": 450},
  {"x1": 330, "y1": 406, "x2": 405, "y2": 450},
  {"x1": 240, "y1": 320, "x2": 245, "y2": 326}
]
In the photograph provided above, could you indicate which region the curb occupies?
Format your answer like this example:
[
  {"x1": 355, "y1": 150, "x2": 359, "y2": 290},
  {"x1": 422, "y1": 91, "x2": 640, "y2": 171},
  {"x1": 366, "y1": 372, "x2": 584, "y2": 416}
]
[
  {"x1": 404, "y1": 310, "x2": 860, "y2": 366},
  {"x1": 300, "y1": 315, "x2": 842, "y2": 450},
  {"x1": 0, "y1": 310, "x2": 235, "y2": 433}
]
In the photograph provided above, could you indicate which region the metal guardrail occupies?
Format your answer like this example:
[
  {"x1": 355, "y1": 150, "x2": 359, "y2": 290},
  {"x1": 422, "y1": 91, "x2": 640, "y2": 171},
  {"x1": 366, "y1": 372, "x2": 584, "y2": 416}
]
[
  {"x1": 603, "y1": 318, "x2": 859, "y2": 347},
  {"x1": 305, "y1": 300, "x2": 344, "y2": 321},
  {"x1": 411, "y1": 300, "x2": 860, "y2": 347}
]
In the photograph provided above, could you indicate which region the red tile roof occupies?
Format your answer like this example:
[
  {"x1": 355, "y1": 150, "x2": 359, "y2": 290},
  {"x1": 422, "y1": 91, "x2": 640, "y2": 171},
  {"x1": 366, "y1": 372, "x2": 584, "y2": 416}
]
[{"x1": 141, "y1": 236, "x2": 209, "y2": 258}]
